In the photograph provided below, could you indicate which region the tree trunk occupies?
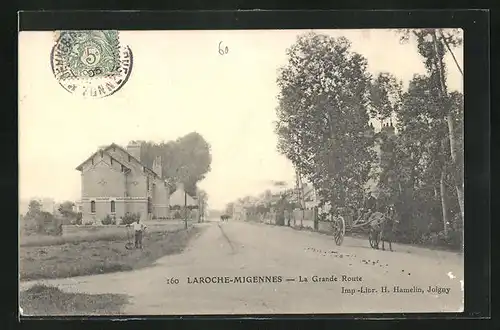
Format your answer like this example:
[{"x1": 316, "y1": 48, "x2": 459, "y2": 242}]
[
  {"x1": 432, "y1": 30, "x2": 465, "y2": 223},
  {"x1": 440, "y1": 167, "x2": 450, "y2": 236}
]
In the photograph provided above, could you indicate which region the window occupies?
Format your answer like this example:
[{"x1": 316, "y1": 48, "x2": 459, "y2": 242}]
[
  {"x1": 91, "y1": 158, "x2": 94, "y2": 165},
  {"x1": 91, "y1": 201, "x2": 96, "y2": 213},
  {"x1": 111, "y1": 201, "x2": 116, "y2": 213},
  {"x1": 128, "y1": 155, "x2": 131, "y2": 162}
]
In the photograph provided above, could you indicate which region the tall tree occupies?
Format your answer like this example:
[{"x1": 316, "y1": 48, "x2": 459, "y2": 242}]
[
  {"x1": 398, "y1": 28, "x2": 464, "y2": 224},
  {"x1": 276, "y1": 32, "x2": 376, "y2": 211},
  {"x1": 373, "y1": 71, "x2": 463, "y2": 241},
  {"x1": 139, "y1": 132, "x2": 212, "y2": 196},
  {"x1": 396, "y1": 75, "x2": 452, "y2": 236}
]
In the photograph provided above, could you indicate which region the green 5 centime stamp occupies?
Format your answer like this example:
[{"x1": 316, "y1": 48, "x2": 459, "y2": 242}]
[{"x1": 50, "y1": 30, "x2": 133, "y2": 98}]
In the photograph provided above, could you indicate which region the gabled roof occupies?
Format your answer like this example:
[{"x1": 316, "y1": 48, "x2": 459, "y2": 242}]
[
  {"x1": 75, "y1": 149, "x2": 131, "y2": 172},
  {"x1": 75, "y1": 143, "x2": 160, "y2": 179},
  {"x1": 170, "y1": 187, "x2": 197, "y2": 207},
  {"x1": 104, "y1": 143, "x2": 160, "y2": 178}
]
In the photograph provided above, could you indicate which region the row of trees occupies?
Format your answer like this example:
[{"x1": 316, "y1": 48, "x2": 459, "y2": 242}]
[{"x1": 275, "y1": 29, "x2": 463, "y2": 248}]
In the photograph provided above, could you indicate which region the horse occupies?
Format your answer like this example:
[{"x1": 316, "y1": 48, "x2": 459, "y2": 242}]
[
  {"x1": 371, "y1": 205, "x2": 398, "y2": 251},
  {"x1": 220, "y1": 214, "x2": 230, "y2": 222}
]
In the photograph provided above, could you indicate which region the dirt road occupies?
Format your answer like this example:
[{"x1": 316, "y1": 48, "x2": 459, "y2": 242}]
[{"x1": 20, "y1": 220, "x2": 464, "y2": 315}]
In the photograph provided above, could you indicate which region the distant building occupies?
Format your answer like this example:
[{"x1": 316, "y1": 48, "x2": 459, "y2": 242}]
[
  {"x1": 75, "y1": 142, "x2": 171, "y2": 224},
  {"x1": 169, "y1": 183, "x2": 197, "y2": 220},
  {"x1": 302, "y1": 184, "x2": 319, "y2": 210},
  {"x1": 232, "y1": 202, "x2": 246, "y2": 221},
  {"x1": 169, "y1": 183, "x2": 197, "y2": 207}
]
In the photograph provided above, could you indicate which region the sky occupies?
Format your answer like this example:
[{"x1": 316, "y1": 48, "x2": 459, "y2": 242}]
[{"x1": 18, "y1": 29, "x2": 463, "y2": 210}]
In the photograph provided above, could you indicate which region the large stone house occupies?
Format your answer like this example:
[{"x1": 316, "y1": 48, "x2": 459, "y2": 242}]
[{"x1": 76, "y1": 142, "x2": 170, "y2": 224}]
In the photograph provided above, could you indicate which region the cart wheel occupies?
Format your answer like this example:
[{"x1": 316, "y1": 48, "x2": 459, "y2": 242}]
[{"x1": 332, "y1": 215, "x2": 345, "y2": 246}]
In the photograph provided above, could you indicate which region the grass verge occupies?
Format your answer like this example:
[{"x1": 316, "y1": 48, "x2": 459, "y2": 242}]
[
  {"x1": 20, "y1": 284, "x2": 129, "y2": 316},
  {"x1": 20, "y1": 226, "x2": 203, "y2": 281},
  {"x1": 20, "y1": 222, "x2": 191, "y2": 247}
]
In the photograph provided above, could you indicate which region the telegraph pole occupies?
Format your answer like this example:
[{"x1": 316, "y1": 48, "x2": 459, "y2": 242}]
[
  {"x1": 295, "y1": 168, "x2": 305, "y2": 227},
  {"x1": 184, "y1": 190, "x2": 188, "y2": 229}
]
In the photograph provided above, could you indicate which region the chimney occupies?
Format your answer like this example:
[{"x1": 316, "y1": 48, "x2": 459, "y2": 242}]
[
  {"x1": 126, "y1": 141, "x2": 141, "y2": 161},
  {"x1": 153, "y1": 156, "x2": 162, "y2": 178}
]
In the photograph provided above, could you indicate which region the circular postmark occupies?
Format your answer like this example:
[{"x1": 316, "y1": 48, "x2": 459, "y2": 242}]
[{"x1": 50, "y1": 31, "x2": 133, "y2": 98}]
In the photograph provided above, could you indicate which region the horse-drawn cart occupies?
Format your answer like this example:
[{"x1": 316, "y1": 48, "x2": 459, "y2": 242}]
[{"x1": 328, "y1": 208, "x2": 389, "y2": 248}]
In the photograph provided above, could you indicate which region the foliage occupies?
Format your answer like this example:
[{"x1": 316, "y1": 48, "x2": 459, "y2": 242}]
[
  {"x1": 223, "y1": 29, "x2": 463, "y2": 250},
  {"x1": 22, "y1": 200, "x2": 62, "y2": 236},
  {"x1": 374, "y1": 71, "x2": 463, "y2": 248},
  {"x1": 397, "y1": 28, "x2": 464, "y2": 223},
  {"x1": 26, "y1": 200, "x2": 42, "y2": 220},
  {"x1": 197, "y1": 189, "x2": 208, "y2": 209},
  {"x1": 58, "y1": 201, "x2": 76, "y2": 218},
  {"x1": 121, "y1": 213, "x2": 140, "y2": 225},
  {"x1": 75, "y1": 212, "x2": 83, "y2": 225},
  {"x1": 58, "y1": 201, "x2": 77, "y2": 225},
  {"x1": 276, "y1": 32, "x2": 376, "y2": 212},
  {"x1": 370, "y1": 72, "x2": 403, "y2": 122},
  {"x1": 101, "y1": 214, "x2": 116, "y2": 225},
  {"x1": 138, "y1": 132, "x2": 212, "y2": 196},
  {"x1": 36, "y1": 212, "x2": 63, "y2": 236}
]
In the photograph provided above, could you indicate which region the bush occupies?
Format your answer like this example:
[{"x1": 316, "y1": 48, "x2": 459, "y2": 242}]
[
  {"x1": 73, "y1": 212, "x2": 83, "y2": 225},
  {"x1": 33, "y1": 212, "x2": 63, "y2": 236},
  {"x1": 101, "y1": 214, "x2": 113, "y2": 225},
  {"x1": 84, "y1": 221, "x2": 94, "y2": 226},
  {"x1": 121, "y1": 212, "x2": 140, "y2": 225}
]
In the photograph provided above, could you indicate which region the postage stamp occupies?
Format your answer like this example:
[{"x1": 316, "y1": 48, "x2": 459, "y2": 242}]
[{"x1": 50, "y1": 30, "x2": 133, "y2": 98}]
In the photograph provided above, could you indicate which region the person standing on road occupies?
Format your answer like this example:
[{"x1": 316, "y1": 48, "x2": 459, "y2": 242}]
[
  {"x1": 126, "y1": 219, "x2": 146, "y2": 249},
  {"x1": 363, "y1": 193, "x2": 377, "y2": 222}
]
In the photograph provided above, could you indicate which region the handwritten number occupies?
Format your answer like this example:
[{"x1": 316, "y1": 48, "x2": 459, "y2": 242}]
[{"x1": 218, "y1": 41, "x2": 229, "y2": 55}]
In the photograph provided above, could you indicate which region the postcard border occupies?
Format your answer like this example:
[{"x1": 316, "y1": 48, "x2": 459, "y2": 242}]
[{"x1": 14, "y1": 9, "x2": 491, "y2": 324}]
